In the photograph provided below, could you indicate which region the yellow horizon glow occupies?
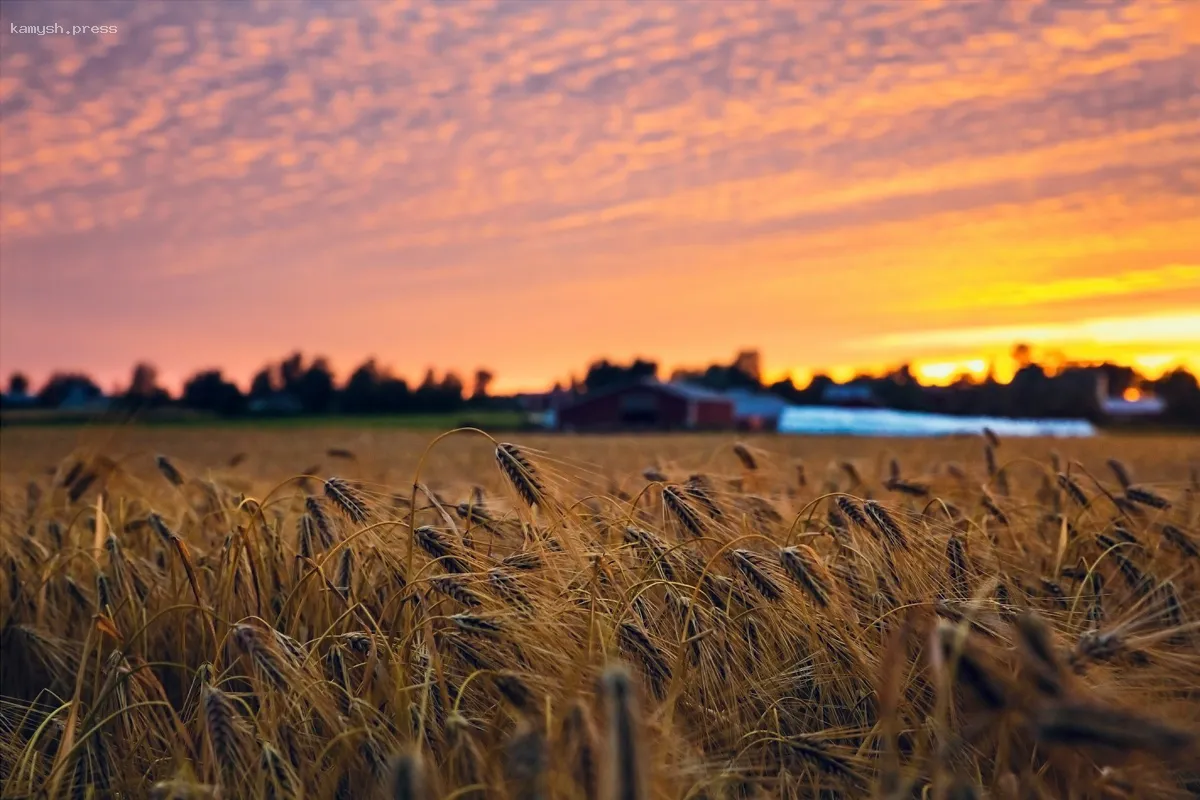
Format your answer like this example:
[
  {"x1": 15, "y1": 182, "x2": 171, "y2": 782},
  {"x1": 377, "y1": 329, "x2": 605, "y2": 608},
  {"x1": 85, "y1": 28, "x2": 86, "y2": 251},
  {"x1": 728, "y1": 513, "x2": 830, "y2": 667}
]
[{"x1": 1, "y1": 2, "x2": 1197, "y2": 394}]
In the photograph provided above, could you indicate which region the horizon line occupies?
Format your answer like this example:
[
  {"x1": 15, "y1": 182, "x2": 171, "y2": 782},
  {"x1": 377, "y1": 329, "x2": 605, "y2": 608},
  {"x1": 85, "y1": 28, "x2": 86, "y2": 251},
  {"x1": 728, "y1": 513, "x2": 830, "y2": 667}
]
[{"x1": 3, "y1": 346, "x2": 1195, "y2": 399}]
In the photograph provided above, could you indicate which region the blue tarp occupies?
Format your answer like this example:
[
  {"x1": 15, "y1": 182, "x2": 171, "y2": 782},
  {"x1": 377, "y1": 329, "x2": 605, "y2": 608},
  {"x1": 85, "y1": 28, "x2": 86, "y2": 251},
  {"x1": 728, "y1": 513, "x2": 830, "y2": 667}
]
[{"x1": 777, "y1": 406, "x2": 1096, "y2": 438}]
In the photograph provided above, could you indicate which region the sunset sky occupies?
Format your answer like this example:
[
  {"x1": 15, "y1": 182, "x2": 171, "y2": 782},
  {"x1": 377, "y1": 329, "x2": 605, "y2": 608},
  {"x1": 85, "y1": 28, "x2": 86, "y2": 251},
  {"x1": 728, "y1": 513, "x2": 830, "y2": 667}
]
[{"x1": 1, "y1": 0, "x2": 1198, "y2": 394}]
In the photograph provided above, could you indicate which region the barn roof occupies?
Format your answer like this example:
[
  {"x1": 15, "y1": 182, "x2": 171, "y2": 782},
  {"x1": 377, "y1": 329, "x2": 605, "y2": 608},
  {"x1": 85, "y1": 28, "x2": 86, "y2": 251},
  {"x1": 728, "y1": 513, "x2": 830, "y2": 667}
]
[
  {"x1": 663, "y1": 381, "x2": 731, "y2": 402},
  {"x1": 559, "y1": 378, "x2": 732, "y2": 408}
]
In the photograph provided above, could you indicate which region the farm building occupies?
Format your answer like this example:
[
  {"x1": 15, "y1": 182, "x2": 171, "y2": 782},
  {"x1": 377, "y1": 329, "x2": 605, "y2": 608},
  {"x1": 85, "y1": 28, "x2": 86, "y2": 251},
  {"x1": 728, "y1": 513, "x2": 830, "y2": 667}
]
[
  {"x1": 724, "y1": 388, "x2": 791, "y2": 431},
  {"x1": 556, "y1": 379, "x2": 734, "y2": 431}
]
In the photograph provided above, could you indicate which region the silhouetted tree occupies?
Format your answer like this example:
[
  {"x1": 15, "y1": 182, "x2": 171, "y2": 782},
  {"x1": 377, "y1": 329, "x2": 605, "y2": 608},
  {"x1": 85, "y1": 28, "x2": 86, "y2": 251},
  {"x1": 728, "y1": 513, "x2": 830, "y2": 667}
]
[
  {"x1": 471, "y1": 368, "x2": 494, "y2": 402},
  {"x1": 767, "y1": 377, "x2": 802, "y2": 403},
  {"x1": 876, "y1": 364, "x2": 925, "y2": 411},
  {"x1": 18, "y1": 346, "x2": 1200, "y2": 427},
  {"x1": 795, "y1": 374, "x2": 833, "y2": 405},
  {"x1": 122, "y1": 362, "x2": 170, "y2": 409},
  {"x1": 377, "y1": 375, "x2": 411, "y2": 412},
  {"x1": 673, "y1": 352, "x2": 763, "y2": 392},
  {"x1": 341, "y1": 358, "x2": 416, "y2": 414},
  {"x1": 413, "y1": 369, "x2": 441, "y2": 412},
  {"x1": 1154, "y1": 369, "x2": 1200, "y2": 424},
  {"x1": 584, "y1": 358, "x2": 658, "y2": 392},
  {"x1": 343, "y1": 359, "x2": 382, "y2": 414},
  {"x1": 295, "y1": 357, "x2": 336, "y2": 414},
  {"x1": 6, "y1": 373, "x2": 29, "y2": 396},
  {"x1": 280, "y1": 352, "x2": 306, "y2": 394},
  {"x1": 182, "y1": 369, "x2": 245, "y2": 416},
  {"x1": 441, "y1": 371, "x2": 464, "y2": 399},
  {"x1": 733, "y1": 350, "x2": 762, "y2": 384},
  {"x1": 249, "y1": 367, "x2": 276, "y2": 399},
  {"x1": 36, "y1": 373, "x2": 102, "y2": 408},
  {"x1": 406, "y1": 368, "x2": 465, "y2": 412},
  {"x1": 1012, "y1": 343, "x2": 1033, "y2": 369}
]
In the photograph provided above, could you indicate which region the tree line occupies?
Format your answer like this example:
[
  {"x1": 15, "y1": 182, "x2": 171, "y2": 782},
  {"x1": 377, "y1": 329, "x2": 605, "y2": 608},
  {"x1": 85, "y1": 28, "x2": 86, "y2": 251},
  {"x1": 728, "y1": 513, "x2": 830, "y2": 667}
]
[
  {"x1": 1, "y1": 353, "x2": 496, "y2": 416},
  {"x1": 4, "y1": 345, "x2": 1199, "y2": 425},
  {"x1": 579, "y1": 347, "x2": 1200, "y2": 427}
]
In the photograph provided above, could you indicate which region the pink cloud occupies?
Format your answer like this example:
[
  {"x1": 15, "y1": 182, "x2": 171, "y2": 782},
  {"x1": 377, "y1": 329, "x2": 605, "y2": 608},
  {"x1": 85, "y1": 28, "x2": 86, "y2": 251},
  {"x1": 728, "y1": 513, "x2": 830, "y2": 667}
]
[{"x1": 0, "y1": 0, "x2": 1196, "y2": 392}]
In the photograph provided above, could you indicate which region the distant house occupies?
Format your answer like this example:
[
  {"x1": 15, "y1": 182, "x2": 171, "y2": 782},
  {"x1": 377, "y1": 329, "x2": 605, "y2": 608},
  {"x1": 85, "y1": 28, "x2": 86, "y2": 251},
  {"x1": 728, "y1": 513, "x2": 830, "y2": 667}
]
[
  {"x1": 556, "y1": 379, "x2": 734, "y2": 431},
  {"x1": 820, "y1": 383, "x2": 880, "y2": 408},
  {"x1": 724, "y1": 389, "x2": 791, "y2": 431},
  {"x1": 1095, "y1": 374, "x2": 1166, "y2": 420}
]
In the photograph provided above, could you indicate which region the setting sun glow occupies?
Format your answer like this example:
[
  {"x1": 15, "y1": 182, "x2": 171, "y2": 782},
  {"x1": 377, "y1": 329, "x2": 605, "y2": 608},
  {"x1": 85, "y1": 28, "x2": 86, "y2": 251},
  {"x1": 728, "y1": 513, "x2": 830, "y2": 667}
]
[{"x1": 0, "y1": 1, "x2": 1197, "y2": 392}]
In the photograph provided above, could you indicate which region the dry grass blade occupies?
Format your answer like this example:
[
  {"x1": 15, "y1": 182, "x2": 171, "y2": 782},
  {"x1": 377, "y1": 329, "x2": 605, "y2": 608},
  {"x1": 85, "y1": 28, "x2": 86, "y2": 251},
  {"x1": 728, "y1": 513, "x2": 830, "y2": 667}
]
[
  {"x1": 431, "y1": 576, "x2": 484, "y2": 608},
  {"x1": 1015, "y1": 612, "x2": 1066, "y2": 698},
  {"x1": 936, "y1": 621, "x2": 1007, "y2": 709},
  {"x1": 155, "y1": 455, "x2": 185, "y2": 487},
  {"x1": 729, "y1": 549, "x2": 783, "y2": 602},
  {"x1": 232, "y1": 624, "x2": 289, "y2": 688},
  {"x1": 67, "y1": 470, "x2": 97, "y2": 503},
  {"x1": 1125, "y1": 485, "x2": 1171, "y2": 510},
  {"x1": 864, "y1": 500, "x2": 908, "y2": 550},
  {"x1": 260, "y1": 741, "x2": 299, "y2": 800},
  {"x1": 683, "y1": 475, "x2": 724, "y2": 520},
  {"x1": 1034, "y1": 702, "x2": 1194, "y2": 755},
  {"x1": 886, "y1": 478, "x2": 930, "y2": 497},
  {"x1": 5, "y1": 426, "x2": 1200, "y2": 798},
  {"x1": 335, "y1": 547, "x2": 354, "y2": 598},
  {"x1": 601, "y1": 664, "x2": 648, "y2": 800},
  {"x1": 505, "y1": 723, "x2": 547, "y2": 800},
  {"x1": 836, "y1": 496, "x2": 869, "y2": 529},
  {"x1": 496, "y1": 443, "x2": 545, "y2": 509},
  {"x1": 324, "y1": 477, "x2": 370, "y2": 523},
  {"x1": 732, "y1": 442, "x2": 758, "y2": 471},
  {"x1": 1107, "y1": 458, "x2": 1133, "y2": 489},
  {"x1": 561, "y1": 700, "x2": 599, "y2": 800},
  {"x1": 662, "y1": 486, "x2": 704, "y2": 537},
  {"x1": 487, "y1": 568, "x2": 534, "y2": 614},
  {"x1": 642, "y1": 467, "x2": 668, "y2": 483},
  {"x1": 1159, "y1": 524, "x2": 1198, "y2": 557},
  {"x1": 305, "y1": 496, "x2": 337, "y2": 548},
  {"x1": 200, "y1": 679, "x2": 241, "y2": 780},
  {"x1": 389, "y1": 748, "x2": 428, "y2": 800},
  {"x1": 779, "y1": 545, "x2": 830, "y2": 608},
  {"x1": 1056, "y1": 472, "x2": 1088, "y2": 507},
  {"x1": 502, "y1": 551, "x2": 544, "y2": 571},
  {"x1": 450, "y1": 613, "x2": 503, "y2": 637},
  {"x1": 494, "y1": 672, "x2": 534, "y2": 711},
  {"x1": 946, "y1": 534, "x2": 969, "y2": 599},
  {"x1": 616, "y1": 623, "x2": 670, "y2": 700}
]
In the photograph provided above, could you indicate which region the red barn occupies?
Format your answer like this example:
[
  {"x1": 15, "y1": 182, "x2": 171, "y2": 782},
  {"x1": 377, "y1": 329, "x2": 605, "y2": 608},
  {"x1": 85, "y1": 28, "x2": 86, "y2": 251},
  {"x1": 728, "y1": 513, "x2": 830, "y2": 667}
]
[{"x1": 556, "y1": 379, "x2": 734, "y2": 431}]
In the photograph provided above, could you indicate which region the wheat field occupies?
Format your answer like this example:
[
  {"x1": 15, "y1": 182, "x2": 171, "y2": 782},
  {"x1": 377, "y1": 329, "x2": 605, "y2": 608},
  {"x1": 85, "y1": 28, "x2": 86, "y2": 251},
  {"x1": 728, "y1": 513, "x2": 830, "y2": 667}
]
[{"x1": 1, "y1": 426, "x2": 1198, "y2": 799}]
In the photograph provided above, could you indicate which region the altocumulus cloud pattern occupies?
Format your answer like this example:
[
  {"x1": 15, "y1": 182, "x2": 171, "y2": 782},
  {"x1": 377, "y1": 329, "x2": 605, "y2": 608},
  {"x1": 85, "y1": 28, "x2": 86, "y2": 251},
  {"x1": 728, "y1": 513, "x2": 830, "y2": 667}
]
[{"x1": 1, "y1": 0, "x2": 1198, "y2": 389}]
